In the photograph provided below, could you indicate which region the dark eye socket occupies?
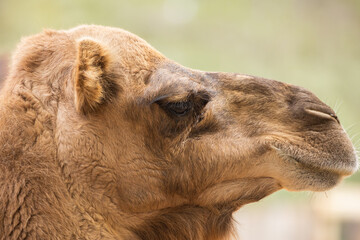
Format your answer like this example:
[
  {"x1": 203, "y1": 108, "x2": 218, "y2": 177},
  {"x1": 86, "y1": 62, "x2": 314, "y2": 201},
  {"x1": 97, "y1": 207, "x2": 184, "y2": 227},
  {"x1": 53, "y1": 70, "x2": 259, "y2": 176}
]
[
  {"x1": 153, "y1": 91, "x2": 211, "y2": 118},
  {"x1": 166, "y1": 101, "x2": 193, "y2": 116}
]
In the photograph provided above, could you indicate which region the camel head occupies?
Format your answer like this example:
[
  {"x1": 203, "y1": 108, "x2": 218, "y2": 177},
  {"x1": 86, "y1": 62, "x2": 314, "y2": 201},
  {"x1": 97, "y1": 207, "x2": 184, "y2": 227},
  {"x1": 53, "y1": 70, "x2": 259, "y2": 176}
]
[{"x1": 8, "y1": 25, "x2": 357, "y2": 239}]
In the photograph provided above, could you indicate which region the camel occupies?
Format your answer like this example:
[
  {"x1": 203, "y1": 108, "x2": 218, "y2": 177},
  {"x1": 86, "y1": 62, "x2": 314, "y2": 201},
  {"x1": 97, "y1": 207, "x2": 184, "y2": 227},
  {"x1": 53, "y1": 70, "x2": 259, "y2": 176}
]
[{"x1": 0, "y1": 25, "x2": 357, "y2": 240}]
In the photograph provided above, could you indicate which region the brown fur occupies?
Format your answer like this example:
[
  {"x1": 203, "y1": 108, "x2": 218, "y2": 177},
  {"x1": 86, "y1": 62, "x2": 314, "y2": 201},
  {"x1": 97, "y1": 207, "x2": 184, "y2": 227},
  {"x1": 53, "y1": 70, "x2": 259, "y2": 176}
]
[{"x1": 0, "y1": 25, "x2": 357, "y2": 240}]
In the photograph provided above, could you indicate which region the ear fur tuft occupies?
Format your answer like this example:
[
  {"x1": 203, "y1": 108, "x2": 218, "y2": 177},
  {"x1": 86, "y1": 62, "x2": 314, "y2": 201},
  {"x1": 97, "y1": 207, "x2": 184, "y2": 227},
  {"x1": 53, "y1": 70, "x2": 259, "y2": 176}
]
[{"x1": 75, "y1": 38, "x2": 118, "y2": 114}]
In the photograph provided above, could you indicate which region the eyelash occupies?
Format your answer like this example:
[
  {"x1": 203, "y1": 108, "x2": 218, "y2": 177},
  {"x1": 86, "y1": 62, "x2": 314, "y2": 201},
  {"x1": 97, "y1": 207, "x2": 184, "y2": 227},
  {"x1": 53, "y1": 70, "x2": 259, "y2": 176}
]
[
  {"x1": 153, "y1": 91, "x2": 211, "y2": 118},
  {"x1": 165, "y1": 101, "x2": 193, "y2": 116}
]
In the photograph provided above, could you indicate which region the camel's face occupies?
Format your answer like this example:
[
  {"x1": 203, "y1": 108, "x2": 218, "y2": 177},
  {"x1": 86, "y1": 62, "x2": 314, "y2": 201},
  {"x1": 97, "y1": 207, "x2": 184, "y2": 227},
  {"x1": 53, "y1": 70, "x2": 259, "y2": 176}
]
[
  {"x1": 62, "y1": 26, "x2": 358, "y2": 214},
  {"x1": 201, "y1": 71, "x2": 358, "y2": 190},
  {"x1": 100, "y1": 64, "x2": 358, "y2": 212},
  {"x1": 132, "y1": 64, "x2": 357, "y2": 192}
]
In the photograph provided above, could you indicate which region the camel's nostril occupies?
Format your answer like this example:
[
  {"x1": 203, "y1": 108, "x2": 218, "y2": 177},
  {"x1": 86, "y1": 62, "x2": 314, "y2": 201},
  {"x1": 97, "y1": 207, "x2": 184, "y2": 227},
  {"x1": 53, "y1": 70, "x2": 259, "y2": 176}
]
[
  {"x1": 329, "y1": 113, "x2": 340, "y2": 124},
  {"x1": 305, "y1": 109, "x2": 340, "y2": 124}
]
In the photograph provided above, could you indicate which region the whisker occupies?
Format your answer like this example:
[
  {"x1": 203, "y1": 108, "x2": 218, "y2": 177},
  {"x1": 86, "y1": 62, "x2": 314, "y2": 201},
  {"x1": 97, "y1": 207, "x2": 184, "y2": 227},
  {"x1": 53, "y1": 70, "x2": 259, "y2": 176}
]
[
  {"x1": 333, "y1": 99, "x2": 343, "y2": 115},
  {"x1": 344, "y1": 123, "x2": 357, "y2": 133}
]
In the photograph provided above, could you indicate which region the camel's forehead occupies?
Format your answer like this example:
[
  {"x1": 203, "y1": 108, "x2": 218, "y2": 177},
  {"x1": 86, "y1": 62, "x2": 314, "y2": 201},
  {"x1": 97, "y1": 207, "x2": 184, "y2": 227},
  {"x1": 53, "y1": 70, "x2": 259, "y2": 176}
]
[
  {"x1": 155, "y1": 64, "x2": 204, "y2": 83},
  {"x1": 151, "y1": 65, "x2": 285, "y2": 93}
]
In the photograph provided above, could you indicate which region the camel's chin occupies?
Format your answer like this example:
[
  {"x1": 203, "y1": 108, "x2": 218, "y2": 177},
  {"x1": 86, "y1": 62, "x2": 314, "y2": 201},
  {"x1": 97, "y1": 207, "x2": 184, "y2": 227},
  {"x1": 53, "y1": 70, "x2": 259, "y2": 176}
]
[
  {"x1": 281, "y1": 168, "x2": 343, "y2": 192},
  {"x1": 274, "y1": 153, "x2": 347, "y2": 192}
]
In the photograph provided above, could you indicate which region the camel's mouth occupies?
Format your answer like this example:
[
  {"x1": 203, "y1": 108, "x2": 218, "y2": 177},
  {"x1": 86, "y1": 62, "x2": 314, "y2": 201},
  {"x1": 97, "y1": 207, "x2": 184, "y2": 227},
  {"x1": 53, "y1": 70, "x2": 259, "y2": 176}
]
[
  {"x1": 272, "y1": 143, "x2": 358, "y2": 177},
  {"x1": 266, "y1": 142, "x2": 358, "y2": 191}
]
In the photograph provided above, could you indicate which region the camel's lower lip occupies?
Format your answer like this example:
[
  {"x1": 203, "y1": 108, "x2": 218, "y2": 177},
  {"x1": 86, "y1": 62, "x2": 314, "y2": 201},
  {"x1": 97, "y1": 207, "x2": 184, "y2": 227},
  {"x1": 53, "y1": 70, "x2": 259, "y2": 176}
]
[{"x1": 271, "y1": 145, "x2": 358, "y2": 176}]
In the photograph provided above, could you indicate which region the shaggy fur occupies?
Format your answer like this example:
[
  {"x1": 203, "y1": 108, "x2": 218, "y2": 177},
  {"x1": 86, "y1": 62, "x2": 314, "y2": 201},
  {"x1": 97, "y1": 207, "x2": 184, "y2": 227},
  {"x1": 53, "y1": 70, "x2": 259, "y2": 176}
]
[{"x1": 0, "y1": 25, "x2": 357, "y2": 240}]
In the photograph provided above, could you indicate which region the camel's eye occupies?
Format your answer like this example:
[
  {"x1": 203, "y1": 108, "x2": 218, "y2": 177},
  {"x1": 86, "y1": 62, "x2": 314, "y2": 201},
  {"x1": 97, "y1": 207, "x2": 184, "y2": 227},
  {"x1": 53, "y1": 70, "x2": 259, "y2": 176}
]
[{"x1": 166, "y1": 101, "x2": 193, "y2": 116}]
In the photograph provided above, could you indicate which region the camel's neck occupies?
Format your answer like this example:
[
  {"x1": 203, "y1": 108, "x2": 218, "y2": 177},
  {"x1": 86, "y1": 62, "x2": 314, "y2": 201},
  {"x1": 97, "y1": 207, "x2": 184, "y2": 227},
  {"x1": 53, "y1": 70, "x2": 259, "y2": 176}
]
[
  {"x1": 0, "y1": 90, "x2": 82, "y2": 239},
  {"x1": 128, "y1": 205, "x2": 236, "y2": 240},
  {"x1": 0, "y1": 88, "x2": 57, "y2": 171}
]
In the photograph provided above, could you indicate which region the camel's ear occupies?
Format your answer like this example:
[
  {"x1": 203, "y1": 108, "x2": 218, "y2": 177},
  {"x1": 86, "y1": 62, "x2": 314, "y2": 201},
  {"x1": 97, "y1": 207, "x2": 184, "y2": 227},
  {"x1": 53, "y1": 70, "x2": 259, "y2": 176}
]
[{"x1": 75, "y1": 38, "x2": 118, "y2": 114}]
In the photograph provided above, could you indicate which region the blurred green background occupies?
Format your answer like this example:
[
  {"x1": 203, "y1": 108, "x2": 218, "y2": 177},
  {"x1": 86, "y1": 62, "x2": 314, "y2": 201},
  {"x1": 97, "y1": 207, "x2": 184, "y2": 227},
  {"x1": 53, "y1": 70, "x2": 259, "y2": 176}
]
[{"x1": 0, "y1": 0, "x2": 359, "y2": 239}]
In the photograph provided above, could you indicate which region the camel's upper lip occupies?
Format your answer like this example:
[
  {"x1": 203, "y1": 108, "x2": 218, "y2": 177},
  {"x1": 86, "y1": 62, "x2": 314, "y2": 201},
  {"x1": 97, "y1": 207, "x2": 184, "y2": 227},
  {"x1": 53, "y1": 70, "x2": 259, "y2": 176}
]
[{"x1": 271, "y1": 144, "x2": 359, "y2": 176}]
